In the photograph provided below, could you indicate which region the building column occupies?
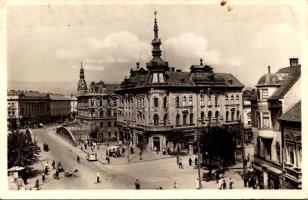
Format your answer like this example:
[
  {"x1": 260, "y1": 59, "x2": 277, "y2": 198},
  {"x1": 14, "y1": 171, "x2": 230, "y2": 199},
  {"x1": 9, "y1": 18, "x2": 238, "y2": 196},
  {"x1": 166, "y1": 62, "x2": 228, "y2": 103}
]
[{"x1": 263, "y1": 171, "x2": 268, "y2": 189}]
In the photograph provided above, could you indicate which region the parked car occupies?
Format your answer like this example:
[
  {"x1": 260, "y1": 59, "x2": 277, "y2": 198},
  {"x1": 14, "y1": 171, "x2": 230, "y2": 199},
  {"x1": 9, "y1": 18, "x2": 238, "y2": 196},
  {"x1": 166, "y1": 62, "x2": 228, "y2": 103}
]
[
  {"x1": 43, "y1": 143, "x2": 49, "y2": 151},
  {"x1": 86, "y1": 153, "x2": 97, "y2": 161}
]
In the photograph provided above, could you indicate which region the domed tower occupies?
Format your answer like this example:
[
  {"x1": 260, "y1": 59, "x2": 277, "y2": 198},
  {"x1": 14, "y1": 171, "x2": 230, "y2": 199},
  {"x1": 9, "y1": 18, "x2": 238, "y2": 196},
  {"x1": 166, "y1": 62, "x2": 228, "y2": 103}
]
[
  {"x1": 256, "y1": 66, "x2": 282, "y2": 101},
  {"x1": 146, "y1": 11, "x2": 169, "y2": 84},
  {"x1": 77, "y1": 61, "x2": 88, "y2": 94}
]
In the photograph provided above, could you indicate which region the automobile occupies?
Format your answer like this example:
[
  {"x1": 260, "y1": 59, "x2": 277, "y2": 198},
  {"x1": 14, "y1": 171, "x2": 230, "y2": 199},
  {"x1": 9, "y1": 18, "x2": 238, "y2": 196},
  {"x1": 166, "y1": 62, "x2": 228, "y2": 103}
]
[
  {"x1": 38, "y1": 123, "x2": 44, "y2": 128},
  {"x1": 86, "y1": 153, "x2": 97, "y2": 161},
  {"x1": 43, "y1": 143, "x2": 49, "y2": 151}
]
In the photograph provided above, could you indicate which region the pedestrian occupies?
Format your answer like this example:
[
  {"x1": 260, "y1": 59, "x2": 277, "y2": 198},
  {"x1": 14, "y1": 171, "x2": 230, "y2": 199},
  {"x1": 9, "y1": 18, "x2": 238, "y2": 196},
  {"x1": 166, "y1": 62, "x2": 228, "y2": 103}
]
[
  {"x1": 176, "y1": 156, "x2": 179, "y2": 166},
  {"x1": 196, "y1": 178, "x2": 200, "y2": 189},
  {"x1": 84, "y1": 143, "x2": 87, "y2": 150},
  {"x1": 42, "y1": 172, "x2": 45, "y2": 182},
  {"x1": 52, "y1": 160, "x2": 55, "y2": 170},
  {"x1": 135, "y1": 179, "x2": 140, "y2": 190},
  {"x1": 179, "y1": 159, "x2": 183, "y2": 169},
  {"x1": 55, "y1": 169, "x2": 59, "y2": 179},
  {"x1": 195, "y1": 157, "x2": 198, "y2": 166},
  {"x1": 215, "y1": 171, "x2": 220, "y2": 183},
  {"x1": 174, "y1": 182, "x2": 178, "y2": 189},
  {"x1": 189, "y1": 157, "x2": 192, "y2": 166},
  {"x1": 244, "y1": 175, "x2": 248, "y2": 187},
  {"x1": 218, "y1": 179, "x2": 222, "y2": 189},
  {"x1": 229, "y1": 178, "x2": 234, "y2": 189},
  {"x1": 35, "y1": 179, "x2": 40, "y2": 190},
  {"x1": 222, "y1": 179, "x2": 227, "y2": 189},
  {"x1": 96, "y1": 171, "x2": 100, "y2": 183},
  {"x1": 247, "y1": 153, "x2": 250, "y2": 162},
  {"x1": 106, "y1": 156, "x2": 110, "y2": 164},
  {"x1": 127, "y1": 154, "x2": 130, "y2": 162}
]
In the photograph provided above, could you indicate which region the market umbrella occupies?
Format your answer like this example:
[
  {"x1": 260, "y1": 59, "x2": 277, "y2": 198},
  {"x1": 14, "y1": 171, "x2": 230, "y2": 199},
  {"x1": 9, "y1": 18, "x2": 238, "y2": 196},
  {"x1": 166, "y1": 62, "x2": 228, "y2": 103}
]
[{"x1": 8, "y1": 166, "x2": 25, "y2": 172}]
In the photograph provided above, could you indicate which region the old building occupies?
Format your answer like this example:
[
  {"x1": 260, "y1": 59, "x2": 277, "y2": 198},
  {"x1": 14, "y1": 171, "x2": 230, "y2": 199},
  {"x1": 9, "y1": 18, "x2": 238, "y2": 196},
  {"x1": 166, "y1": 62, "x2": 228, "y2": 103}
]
[
  {"x1": 70, "y1": 95, "x2": 78, "y2": 119},
  {"x1": 76, "y1": 62, "x2": 120, "y2": 142},
  {"x1": 251, "y1": 58, "x2": 301, "y2": 189},
  {"x1": 281, "y1": 101, "x2": 301, "y2": 189},
  {"x1": 115, "y1": 13, "x2": 244, "y2": 153},
  {"x1": 47, "y1": 94, "x2": 72, "y2": 123},
  {"x1": 7, "y1": 90, "x2": 49, "y2": 129},
  {"x1": 7, "y1": 90, "x2": 75, "y2": 129}
]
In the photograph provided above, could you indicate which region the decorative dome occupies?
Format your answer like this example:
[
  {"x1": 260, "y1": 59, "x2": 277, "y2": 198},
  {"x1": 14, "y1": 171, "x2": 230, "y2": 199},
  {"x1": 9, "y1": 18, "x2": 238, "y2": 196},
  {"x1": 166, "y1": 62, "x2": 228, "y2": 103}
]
[{"x1": 257, "y1": 66, "x2": 282, "y2": 86}]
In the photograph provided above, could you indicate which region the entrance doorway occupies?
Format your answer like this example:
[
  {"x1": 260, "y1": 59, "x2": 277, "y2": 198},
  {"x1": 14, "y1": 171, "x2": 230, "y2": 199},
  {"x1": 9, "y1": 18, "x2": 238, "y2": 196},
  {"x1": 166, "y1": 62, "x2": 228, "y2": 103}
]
[{"x1": 153, "y1": 137, "x2": 160, "y2": 151}]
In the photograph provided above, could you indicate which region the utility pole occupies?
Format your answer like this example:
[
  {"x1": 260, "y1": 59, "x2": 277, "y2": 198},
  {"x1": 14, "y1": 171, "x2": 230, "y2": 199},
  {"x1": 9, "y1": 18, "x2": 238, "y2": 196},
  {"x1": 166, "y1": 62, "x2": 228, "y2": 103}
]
[{"x1": 197, "y1": 131, "x2": 202, "y2": 189}]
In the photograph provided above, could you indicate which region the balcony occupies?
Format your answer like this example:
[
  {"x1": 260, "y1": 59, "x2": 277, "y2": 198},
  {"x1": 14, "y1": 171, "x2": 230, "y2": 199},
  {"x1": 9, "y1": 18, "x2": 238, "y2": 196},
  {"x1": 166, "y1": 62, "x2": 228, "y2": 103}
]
[
  {"x1": 258, "y1": 129, "x2": 274, "y2": 139},
  {"x1": 253, "y1": 154, "x2": 282, "y2": 173},
  {"x1": 140, "y1": 125, "x2": 174, "y2": 132},
  {"x1": 284, "y1": 163, "x2": 302, "y2": 180}
]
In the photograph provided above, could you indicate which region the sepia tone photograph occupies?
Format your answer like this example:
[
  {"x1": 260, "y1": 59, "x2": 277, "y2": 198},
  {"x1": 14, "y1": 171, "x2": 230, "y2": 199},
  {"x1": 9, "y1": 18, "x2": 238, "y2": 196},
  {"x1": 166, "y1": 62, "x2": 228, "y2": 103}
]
[{"x1": 1, "y1": 0, "x2": 307, "y2": 199}]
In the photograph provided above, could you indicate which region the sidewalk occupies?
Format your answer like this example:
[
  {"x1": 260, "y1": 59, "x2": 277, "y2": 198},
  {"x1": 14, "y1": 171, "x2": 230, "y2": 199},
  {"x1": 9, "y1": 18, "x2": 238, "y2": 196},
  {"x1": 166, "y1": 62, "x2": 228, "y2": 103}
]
[{"x1": 78, "y1": 143, "x2": 188, "y2": 165}]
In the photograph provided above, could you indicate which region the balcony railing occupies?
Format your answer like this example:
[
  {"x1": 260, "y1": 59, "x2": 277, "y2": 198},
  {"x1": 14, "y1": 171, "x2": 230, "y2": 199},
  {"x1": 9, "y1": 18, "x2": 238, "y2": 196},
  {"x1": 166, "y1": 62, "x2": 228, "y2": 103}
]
[
  {"x1": 254, "y1": 154, "x2": 282, "y2": 171},
  {"x1": 284, "y1": 164, "x2": 302, "y2": 180}
]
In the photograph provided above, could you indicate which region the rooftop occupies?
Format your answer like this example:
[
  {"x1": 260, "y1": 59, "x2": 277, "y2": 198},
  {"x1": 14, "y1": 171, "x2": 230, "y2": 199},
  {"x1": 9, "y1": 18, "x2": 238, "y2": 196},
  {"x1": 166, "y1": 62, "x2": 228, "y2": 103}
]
[{"x1": 280, "y1": 101, "x2": 301, "y2": 122}]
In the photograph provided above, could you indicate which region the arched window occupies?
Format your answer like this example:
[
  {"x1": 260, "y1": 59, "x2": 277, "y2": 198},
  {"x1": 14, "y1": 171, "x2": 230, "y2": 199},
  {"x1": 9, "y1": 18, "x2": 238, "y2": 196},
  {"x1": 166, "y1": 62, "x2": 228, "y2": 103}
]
[
  {"x1": 175, "y1": 96, "x2": 180, "y2": 108},
  {"x1": 201, "y1": 112, "x2": 205, "y2": 124},
  {"x1": 189, "y1": 96, "x2": 193, "y2": 106},
  {"x1": 100, "y1": 110, "x2": 104, "y2": 117},
  {"x1": 225, "y1": 94, "x2": 229, "y2": 101},
  {"x1": 236, "y1": 94, "x2": 239, "y2": 101},
  {"x1": 276, "y1": 142, "x2": 281, "y2": 163},
  {"x1": 182, "y1": 96, "x2": 187, "y2": 107},
  {"x1": 215, "y1": 96, "x2": 219, "y2": 107},
  {"x1": 190, "y1": 113, "x2": 194, "y2": 125},
  {"x1": 231, "y1": 110, "x2": 235, "y2": 121},
  {"x1": 176, "y1": 114, "x2": 180, "y2": 125},
  {"x1": 226, "y1": 111, "x2": 229, "y2": 122},
  {"x1": 215, "y1": 111, "x2": 219, "y2": 122},
  {"x1": 183, "y1": 113, "x2": 187, "y2": 125},
  {"x1": 163, "y1": 96, "x2": 167, "y2": 108},
  {"x1": 154, "y1": 114, "x2": 159, "y2": 126},
  {"x1": 231, "y1": 95, "x2": 234, "y2": 104},
  {"x1": 200, "y1": 96, "x2": 204, "y2": 107},
  {"x1": 208, "y1": 111, "x2": 212, "y2": 123},
  {"x1": 153, "y1": 97, "x2": 159, "y2": 108},
  {"x1": 208, "y1": 95, "x2": 211, "y2": 105},
  {"x1": 164, "y1": 114, "x2": 168, "y2": 126}
]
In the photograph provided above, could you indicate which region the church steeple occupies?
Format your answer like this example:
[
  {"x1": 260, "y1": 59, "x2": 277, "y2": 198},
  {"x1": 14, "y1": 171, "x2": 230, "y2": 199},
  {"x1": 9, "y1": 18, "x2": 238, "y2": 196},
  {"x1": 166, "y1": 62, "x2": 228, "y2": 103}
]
[
  {"x1": 80, "y1": 61, "x2": 85, "y2": 79},
  {"x1": 151, "y1": 11, "x2": 162, "y2": 58},
  {"x1": 146, "y1": 11, "x2": 169, "y2": 72},
  {"x1": 77, "y1": 60, "x2": 88, "y2": 94}
]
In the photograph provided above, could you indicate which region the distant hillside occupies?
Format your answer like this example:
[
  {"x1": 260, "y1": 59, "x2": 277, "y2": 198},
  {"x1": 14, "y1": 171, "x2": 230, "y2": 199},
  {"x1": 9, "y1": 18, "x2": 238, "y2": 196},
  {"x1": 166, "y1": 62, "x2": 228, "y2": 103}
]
[
  {"x1": 8, "y1": 81, "x2": 78, "y2": 95},
  {"x1": 7, "y1": 81, "x2": 121, "y2": 95}
]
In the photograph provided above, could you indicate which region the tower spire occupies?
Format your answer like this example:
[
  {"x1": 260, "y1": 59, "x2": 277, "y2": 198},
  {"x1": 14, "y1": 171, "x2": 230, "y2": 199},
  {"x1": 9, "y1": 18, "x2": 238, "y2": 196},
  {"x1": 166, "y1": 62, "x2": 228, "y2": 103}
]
[
  {"x1": 151, "y1": 11, "x2": 162, "y2": 58},
  {"x1": 80, "y1": 60, "x2": 85, "y2": 79},
  {"x1": 154, "y1": 11, "x2": 158, "y2": 39}
]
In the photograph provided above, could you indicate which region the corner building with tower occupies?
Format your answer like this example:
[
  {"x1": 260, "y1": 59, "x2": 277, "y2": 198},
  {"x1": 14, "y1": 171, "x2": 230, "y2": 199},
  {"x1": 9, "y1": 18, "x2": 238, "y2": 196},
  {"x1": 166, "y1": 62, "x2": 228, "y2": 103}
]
[{"x1": 115, "y1": 13, "x2": 245, "y2": 153}]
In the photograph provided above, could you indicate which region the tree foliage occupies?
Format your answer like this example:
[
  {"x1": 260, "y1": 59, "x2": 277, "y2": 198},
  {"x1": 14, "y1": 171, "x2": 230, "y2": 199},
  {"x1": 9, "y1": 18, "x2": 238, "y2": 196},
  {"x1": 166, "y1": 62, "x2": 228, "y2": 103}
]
[
  {"x1": 8, "y1": 130, "x2": 39, "y2": 168},
  {"x1": 200, "y1": 126, "x2": 237, "y2": 171}
]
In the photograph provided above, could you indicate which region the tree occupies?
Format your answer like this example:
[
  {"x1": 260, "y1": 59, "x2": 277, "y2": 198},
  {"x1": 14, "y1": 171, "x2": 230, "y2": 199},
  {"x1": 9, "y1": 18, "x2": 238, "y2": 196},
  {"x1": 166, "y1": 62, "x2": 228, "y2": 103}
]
[
  {"x1": 8, "y1": 130, "x2": 39, "y2": 168},
  {"x1": 90, "y1": 127, "x2": 99, "y2": 142},
  {"x1": 200, "y1": 126, "x2": 236, "y2": 174}
]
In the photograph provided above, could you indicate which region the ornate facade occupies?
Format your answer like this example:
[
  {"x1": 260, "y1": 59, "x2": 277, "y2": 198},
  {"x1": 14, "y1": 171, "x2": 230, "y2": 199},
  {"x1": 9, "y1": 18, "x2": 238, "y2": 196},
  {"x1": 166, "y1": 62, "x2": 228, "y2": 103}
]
[
  {"x1": 76, "y1": 63, "x2": 120, "y2": 142},
  {"x1": 115, "y1": 12, "x2": 244, "y2": 152},
  {"x1": 251, "y1": 58, "x2": 301, "y2": 189}
]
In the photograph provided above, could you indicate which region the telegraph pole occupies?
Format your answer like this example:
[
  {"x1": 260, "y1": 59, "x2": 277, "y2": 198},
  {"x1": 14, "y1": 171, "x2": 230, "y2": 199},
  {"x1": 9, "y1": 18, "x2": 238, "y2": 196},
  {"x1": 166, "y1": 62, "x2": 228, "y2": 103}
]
[{"x1": 197, "y1": 132, "x2": 202, "y2": 189}]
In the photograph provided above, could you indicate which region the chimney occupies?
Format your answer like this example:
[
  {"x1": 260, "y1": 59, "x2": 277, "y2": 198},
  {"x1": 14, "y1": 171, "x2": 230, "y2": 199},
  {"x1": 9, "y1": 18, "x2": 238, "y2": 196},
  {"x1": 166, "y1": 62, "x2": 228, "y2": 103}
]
[
  {"x1": 176, "y1": 69, "x2": 182, "y2": 72},
  {"x1": 268, "y1": 65, "x2": 271, "y2": 74},
  {"x1": 290, "y1": 58, "x2": 299, "y2": 67}
]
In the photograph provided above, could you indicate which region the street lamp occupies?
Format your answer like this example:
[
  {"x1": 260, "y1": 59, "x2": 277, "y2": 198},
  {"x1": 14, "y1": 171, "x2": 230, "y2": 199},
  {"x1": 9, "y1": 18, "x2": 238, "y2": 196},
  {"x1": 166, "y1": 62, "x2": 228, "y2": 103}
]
[{"x1": 196, "y1": 89, "x2": 203, "y2": 189}]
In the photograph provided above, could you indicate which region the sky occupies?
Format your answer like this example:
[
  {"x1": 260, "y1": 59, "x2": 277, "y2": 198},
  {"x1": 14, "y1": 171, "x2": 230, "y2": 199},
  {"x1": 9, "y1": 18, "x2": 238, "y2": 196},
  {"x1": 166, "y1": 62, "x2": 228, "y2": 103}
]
[{"x1": 6, "y1": 1, "x2": 305, "y2": 87}]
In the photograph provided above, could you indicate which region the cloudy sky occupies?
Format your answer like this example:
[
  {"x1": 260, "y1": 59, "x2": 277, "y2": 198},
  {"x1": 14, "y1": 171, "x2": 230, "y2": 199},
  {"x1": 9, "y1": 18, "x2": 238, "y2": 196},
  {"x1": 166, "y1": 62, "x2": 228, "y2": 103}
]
[{"x1": 6, "y1": 1, "x2": 305, "y2": 87}]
